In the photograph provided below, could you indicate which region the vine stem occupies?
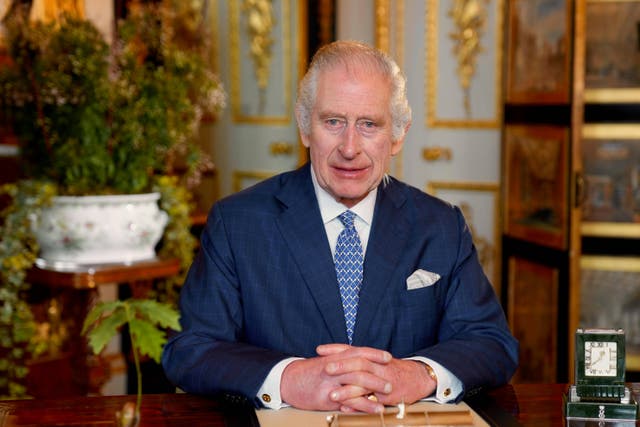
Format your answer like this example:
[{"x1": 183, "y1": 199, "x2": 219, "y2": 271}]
[{"x1": 124, "y1": 303, "x2": 142, "y2": 420}]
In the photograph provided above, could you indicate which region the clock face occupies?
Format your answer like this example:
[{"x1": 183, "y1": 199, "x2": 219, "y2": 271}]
[{"x1": 584, "y1": 341, "x2": 617, "y2": 377}]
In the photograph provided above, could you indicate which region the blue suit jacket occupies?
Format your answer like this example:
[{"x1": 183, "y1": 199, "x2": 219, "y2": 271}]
[{"x1": 162, "y1": 163, "x2": 518, "y2": 403}]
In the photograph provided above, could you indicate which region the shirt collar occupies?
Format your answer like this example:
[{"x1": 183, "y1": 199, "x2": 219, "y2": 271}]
[{"x1": 310, "y1": 166, "x2": 377, "y2": 226}]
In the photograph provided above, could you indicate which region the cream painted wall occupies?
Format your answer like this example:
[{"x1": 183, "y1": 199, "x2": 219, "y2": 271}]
[
  {"x1": 84, "y1": 0, "x2": 113, "y2": 43},
  {"x1": 336, "y1": 0, "x2": 504, "y2": 291}
]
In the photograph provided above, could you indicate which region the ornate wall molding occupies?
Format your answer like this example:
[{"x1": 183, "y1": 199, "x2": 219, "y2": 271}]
[
  {"x1": 375, "y1": 0, "x2": 404, "y2": 179},
  {"x1": 230, "y1": 0, "x2": 291, "y2": 124},
  {"x1": 426, "y1": 180, "x2": 501, "y2": 291},
  {"x1": 426, "y1": 0, "x2": 503, "y2": 128}
]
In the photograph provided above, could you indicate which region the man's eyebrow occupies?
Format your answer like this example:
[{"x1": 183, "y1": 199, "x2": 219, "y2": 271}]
[{"x1": 317, "y1": 110, "x2": 344, "y2": 118}]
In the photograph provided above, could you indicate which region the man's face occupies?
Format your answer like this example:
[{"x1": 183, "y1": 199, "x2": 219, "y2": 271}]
[{"x1": 300, "y1": 64, "x2": 406, "y2": 207}]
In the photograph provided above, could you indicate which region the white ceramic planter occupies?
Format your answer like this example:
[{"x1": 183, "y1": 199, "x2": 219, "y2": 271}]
[{"x1": 32, "y1": 192, "x2": 168, "y2": 266}]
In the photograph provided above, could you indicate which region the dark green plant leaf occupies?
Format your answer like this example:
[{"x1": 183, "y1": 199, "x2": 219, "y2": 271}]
[
  {"x1": 85, "y1": 308, "x2": 127, "y2": 355},
  {"x1": 130, "y1": 299, "x2": 181, "y2": 331},
  {"x1": 81, "y1": 300, "x2": 124, "y2": 334},
  {"x1": 128, "y1": 318, "x2": 166, "y2": 363}
]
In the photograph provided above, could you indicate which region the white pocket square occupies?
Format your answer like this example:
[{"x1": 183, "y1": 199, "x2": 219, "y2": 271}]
[{"x1": 406, "y1": 269, "x2": 441, "y2": 290}]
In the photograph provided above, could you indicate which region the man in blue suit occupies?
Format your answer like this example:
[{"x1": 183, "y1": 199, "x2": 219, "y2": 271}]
[{"x1": 162, "y1": 40, "x2": 518, "y2": 414}]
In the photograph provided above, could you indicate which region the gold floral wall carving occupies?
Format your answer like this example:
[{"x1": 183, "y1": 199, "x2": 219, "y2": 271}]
[
  {"x1": 448, "y1": 0, "x2": 489, "y2": 118},
  {"x1": 242, "y1": 0, "x2": 275, "y2": 91}
]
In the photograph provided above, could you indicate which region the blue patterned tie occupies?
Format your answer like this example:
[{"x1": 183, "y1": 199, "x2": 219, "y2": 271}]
[{"x1": 334, "y1": 210, "x2": 364, "y2": 344}]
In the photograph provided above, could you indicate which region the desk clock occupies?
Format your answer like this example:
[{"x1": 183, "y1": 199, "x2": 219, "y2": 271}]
[{"x1": 565, "y1": 328, "x2": 638, "y2": 422}]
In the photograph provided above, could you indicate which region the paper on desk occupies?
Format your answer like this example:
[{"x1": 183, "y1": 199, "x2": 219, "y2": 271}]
[{"x1": 256, "y1": 401, "x2": 490, "y2": 427}]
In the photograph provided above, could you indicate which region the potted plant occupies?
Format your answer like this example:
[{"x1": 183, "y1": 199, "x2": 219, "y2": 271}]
[
  {"x1": 0, "y1": 1, "x2": 225, "y2": 264},
  {"x1": 0, "y1": 1, "x2": 225, "y2": 399}
]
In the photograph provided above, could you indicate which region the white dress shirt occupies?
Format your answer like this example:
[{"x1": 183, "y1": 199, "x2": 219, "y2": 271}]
[{"x1": 256, "y1": 170, "x2": 462, "y2": 408}]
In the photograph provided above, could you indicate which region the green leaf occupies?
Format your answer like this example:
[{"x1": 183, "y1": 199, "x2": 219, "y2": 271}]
[
  {"x1": 85, "y1": 308, "x2": 127, "y2": 355},
  {"x1": 82, "y1": 300, "x2": 124, "y2": 334},
  {"x1": 128, "y1": 318, "x2": 165, "y2": 363},
  {"x1": 130, "y1": 299, "x2": 181, "y2": 331}
]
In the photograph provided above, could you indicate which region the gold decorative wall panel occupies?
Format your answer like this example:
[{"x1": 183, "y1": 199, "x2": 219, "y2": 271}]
[
  {"x1": 426, "y1": 0, "x2": 503, "y2": 128},
  {"x1": 375, "y1": 0, "x2": 404, "y2": 179},
  {"x1": 233, "y1": 170, "x2": 276, "y2": 192},
  {"x1": 230, "y1": 0, "x2": 291, "y2": 124},
  {"x1": 426, "y1": 181, "x2": 501, "y2": 292}
]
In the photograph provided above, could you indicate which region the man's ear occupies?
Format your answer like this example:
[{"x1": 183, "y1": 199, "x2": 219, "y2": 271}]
[
  {"x1": 299, "y1": 131, "x2": 311, "y2": 148},
  {"x1": 391, "y1": 121, "x2": 411, "y2": 155},
  {"x1": 295, "y1": 108, "x2": 311, "y2": 148}
]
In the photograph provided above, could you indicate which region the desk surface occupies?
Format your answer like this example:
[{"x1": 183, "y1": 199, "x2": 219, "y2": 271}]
[{"x1": 0, "y1": 384, "x2": 638, "y2": 426}]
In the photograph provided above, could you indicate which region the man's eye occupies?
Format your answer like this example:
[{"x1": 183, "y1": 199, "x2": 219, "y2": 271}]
[
  {"x1": 357, "y1": 120, "x2": 377, "y2": 133},
  {"x1": 325, "y1": 118, "x2": 345, "y2": 128}
]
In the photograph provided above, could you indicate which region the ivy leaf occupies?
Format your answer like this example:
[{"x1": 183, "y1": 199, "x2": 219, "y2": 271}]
[
  {"x1": 128, "y1": 318, "x2": 166, "y2": 363},
  {"x1": 85, "y1": 308, "x2": 127, "y2": 355},
  {"x1": 130, "y1": 299, "x2": 181, "y2": 331}
]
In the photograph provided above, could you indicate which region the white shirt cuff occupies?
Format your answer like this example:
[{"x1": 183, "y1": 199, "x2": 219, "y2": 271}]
[
  {"x1": 407, "y1": 356, "x2": 463, "y2": 403},
  {"x1": 256, "y1": 357, "x2": 302, "y2": 409}
]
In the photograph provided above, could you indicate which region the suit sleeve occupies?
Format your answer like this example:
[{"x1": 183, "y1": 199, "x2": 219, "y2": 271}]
[
  {"x1": 412, "y1": 206, "x2": 518, "y2": 399},
  {"x1": 161, "y1": 205, "x2": 290, "y2": 403}
]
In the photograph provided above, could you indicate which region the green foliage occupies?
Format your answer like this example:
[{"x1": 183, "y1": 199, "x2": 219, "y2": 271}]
[
  {"x1": 0, "y1": 0, "x2": 221, "y2": 399},
  {"x1": 82, "y1": 298, "x2": 181, "y2": 418},
  {"x1": 0, "y1": 181, "x2": 56, "y2": 398},
  {"x1": 0, "y1": 2, "x2": 226, "y2": 196},
  {"x1": 82, "y1": 299, "x2": 181, "y2": 364},
  {"x1": 0, "y1": 177, "x2": 195, "y2": 399},
  {"x1": 153, "y1": 175, "x2": 198, "y2": 306}
]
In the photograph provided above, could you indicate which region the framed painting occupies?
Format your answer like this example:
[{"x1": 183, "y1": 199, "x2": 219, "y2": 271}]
[
  {"x1": 580, "y1": 124, "x2": 640, "y2": 238},
  {"x1": 583, "y1": 0, "x2": 640, "y2": 103},
  {"x1": 580, "y1": 255, "x2": 640, "y2": 371},
  {"x1": 504, "y1": 125, "x2": 570, "y2": 249},
  {"x1": 505, "y1": 0, "x2": 572, "y2": 104},
  {"x1": 507, "y1": 256, "x2": 560, "y2": 383}
]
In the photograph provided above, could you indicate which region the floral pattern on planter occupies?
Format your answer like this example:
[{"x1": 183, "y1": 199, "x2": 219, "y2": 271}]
[{"x1": 32, "y1": 193, "x2": 168, "y2": 265}]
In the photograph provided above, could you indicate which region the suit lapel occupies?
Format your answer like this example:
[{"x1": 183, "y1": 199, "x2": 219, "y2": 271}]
[
  {"x1": 352, "y1": 180, "x2": 412, "y2": 345},
  {"x1": 274, "y1": 165, "x2": 349, "y2": 343}
]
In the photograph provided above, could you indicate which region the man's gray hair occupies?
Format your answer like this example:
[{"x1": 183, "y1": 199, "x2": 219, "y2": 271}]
[{"x1": 295, "y1": 40, "x2": 412, "y2": 141}]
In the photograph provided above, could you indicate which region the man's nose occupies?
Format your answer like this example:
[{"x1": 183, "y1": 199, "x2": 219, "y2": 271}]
[{"x1": 338, "y1": 125, "x2": 362, "y2": 158}]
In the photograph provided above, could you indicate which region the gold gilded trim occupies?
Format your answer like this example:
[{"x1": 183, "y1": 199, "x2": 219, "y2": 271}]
[
  {"x1": 585, "y1": 89, "x2": 640, "y2": 103},
  {"x1": 209, "y1": 0, "x2": 220, "y2": 73},
  {"x1": 581, "y1": 222, "x2": 640, "y2": 238},
  {"x1": 230, "y1": 0, "x2": 291, "y2": 124},
  {"x1": 426, "y1": 181, "x2": 501, "y2": 291},
  {"x1": 233, "y1": 170, "x2": 276, "y2": 192},
  {"x1": 581, "y1": 255, "x2": 640, "y2": 272},
  {"x1": 426, "y1": 0, "x2": 503, "y2": 128},
  {"x1": 375, "y1": 0, "x2": 404, "y2": 178},
  {"x1": 448, "y1": 0, "x2": 489, "y2": 118},
  {"x1": 296, "y1": 0, "x2": 309, "y2": 166},
  {"x1": 375, "y1": 0, "x2": 391, "y2": 53},
  {"x1": 582, "y1": 124, "x2": 640, "y2": 139},
  {"x1": 242, "y1": 0, "x2": 275, "y2": 90}
]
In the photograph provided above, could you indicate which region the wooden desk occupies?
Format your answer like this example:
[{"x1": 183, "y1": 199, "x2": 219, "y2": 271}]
[
  {"x1": 1, "y1": 384, "x2": 639, "y2": 426},
  {"x1": 24, "y1": 258, "x2": 181, "y2": 398}
]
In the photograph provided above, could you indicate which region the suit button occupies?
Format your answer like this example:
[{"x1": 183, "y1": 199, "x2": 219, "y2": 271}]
[
  {"x1": 262, "y1": 394, "x2": 271, "y2": 403},
  {"x1": 443, "y1": 388, "x2": 451, "y2": 397}
]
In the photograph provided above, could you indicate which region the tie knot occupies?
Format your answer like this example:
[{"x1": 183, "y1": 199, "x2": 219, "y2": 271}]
[{"x1": 338, "y1": 210, "x2": 356, "y2": 230}]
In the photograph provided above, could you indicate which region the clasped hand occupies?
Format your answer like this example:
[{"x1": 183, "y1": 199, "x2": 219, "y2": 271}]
[{"x1": 280, "y1": 344, "x2": 435, "y2": 413}]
